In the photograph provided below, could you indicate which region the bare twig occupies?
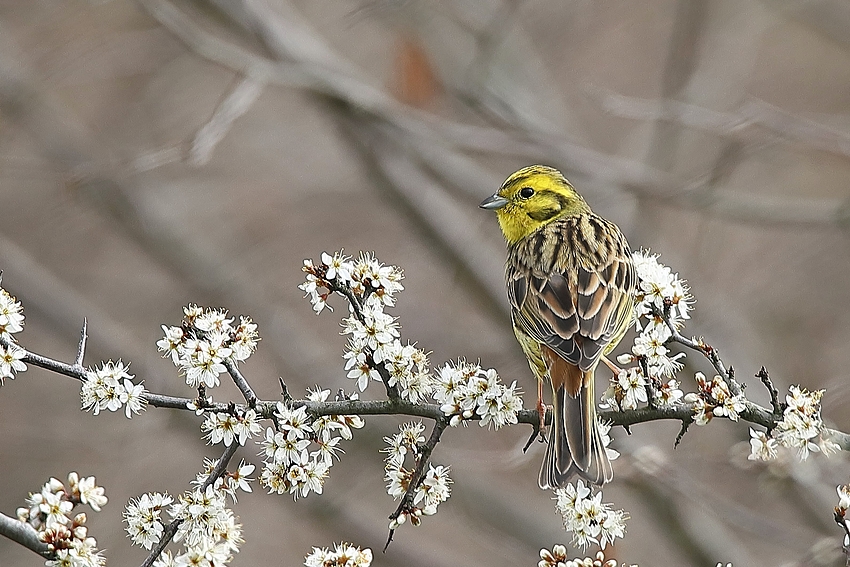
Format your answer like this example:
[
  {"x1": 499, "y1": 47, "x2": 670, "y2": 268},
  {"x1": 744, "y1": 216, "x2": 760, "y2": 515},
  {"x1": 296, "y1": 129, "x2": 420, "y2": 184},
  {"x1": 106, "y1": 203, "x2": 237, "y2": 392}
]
[
  {"x1": 6, "y1": 329, "x2": 850, "y2": 448},
  {"x1": 278, "y1": 377, "x2": 291, "y2": 402},
  {"x1": 223, "y1": 358, "x2": 259, "y2": 408}
]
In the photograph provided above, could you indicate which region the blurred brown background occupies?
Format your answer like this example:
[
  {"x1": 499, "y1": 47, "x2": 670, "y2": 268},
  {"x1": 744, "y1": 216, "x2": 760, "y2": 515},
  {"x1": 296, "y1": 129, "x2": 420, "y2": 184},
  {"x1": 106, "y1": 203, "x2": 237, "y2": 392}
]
[{"x1": 1, "y1": 0, "x2": 850, "y2": 565}]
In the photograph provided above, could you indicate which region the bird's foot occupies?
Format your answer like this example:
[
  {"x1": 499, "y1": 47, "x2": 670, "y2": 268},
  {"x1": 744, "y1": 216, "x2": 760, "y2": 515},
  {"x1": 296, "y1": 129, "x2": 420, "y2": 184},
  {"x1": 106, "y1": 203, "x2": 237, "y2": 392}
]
[{"x1": 536, "y1": 398, "x2": 548, "y2": 441}]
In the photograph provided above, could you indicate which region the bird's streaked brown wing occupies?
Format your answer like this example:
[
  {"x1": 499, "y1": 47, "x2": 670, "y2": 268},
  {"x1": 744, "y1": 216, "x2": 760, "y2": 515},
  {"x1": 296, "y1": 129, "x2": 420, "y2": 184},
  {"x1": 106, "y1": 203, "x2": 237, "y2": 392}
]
[{"x1": 507, "y1": 216, "x2": 635, "y2": 387}]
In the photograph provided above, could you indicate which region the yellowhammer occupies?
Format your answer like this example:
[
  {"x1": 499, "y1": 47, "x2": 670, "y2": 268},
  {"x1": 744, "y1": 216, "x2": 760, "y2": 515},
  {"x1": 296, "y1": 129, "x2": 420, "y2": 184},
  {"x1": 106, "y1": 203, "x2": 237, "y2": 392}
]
[{"x1": 480, "y1": 165, "x2": 636, "y2": 488}]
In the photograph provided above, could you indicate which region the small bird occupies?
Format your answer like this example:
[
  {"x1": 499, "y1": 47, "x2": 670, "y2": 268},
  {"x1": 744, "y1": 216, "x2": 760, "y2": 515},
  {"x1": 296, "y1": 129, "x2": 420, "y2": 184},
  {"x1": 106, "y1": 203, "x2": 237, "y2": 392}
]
[{"x1": 480, "y1": 165, "x2": 636, "y2": 488}]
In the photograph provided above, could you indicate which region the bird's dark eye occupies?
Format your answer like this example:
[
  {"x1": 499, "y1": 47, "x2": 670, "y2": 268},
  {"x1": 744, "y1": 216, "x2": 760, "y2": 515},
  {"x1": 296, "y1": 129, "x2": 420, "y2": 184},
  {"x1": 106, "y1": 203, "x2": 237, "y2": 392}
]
[{"x1": 519, "y1": 186, "x2": 534, "y2": 199}]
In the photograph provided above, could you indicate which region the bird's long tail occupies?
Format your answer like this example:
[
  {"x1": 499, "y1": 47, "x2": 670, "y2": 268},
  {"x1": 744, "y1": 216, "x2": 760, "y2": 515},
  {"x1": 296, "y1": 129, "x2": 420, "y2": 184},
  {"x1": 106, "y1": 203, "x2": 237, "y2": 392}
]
[{"x1": 539, "y1": 349, "x2": 613, "y2": 489}]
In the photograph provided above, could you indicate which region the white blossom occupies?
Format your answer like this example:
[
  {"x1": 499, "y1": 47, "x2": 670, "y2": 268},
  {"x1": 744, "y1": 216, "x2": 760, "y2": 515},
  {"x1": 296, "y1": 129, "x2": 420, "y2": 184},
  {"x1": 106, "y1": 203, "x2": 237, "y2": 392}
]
[
  {"x1": 748, "y1": 428, "x2": 778, "y2": 462},
  {"x1": 597, "y1": 420, "x2": 620, "y2": 461},
  {"x1": 631, "y1": 249, "x2": 693, "y2": 326},
  {"x1": 414, "y1": 464, "x2": 452, "y2": 510},
  {"x1": 774, "y1": 385, "x2": 827, "y2": 460},
  {"x1": 382, "y1": 422, "x2": 451, "y2": 524},
  {"x1": 125, "y1": 492, "x2": 173, "y2": 550},
  {"x1": 0, "y1": 285, "x2": 25, "y2": 338},
  {"x1": 304, "y1": 542, "x2": 372, "y2": 567},
  {"x1": 554, "y1": 480, "x2": 628, "y2": 550},
  {"x1": 69, "y1": 473, "x2": 108, "y2": 512},
  {"x1": 345, "y1": 350, "x2": 381, "y2": 392},
  {"x1": 231, "y1": 316, "x2": 259, "y2": 361},
  {"x1": 321, "y1": 251, "x2": 354, "y2": 283},
  {"x1": 81, "y1": 360, "x2": 140, "y2": 417},
  {"x1": 617, "y1": 368, "x2": 647, "y2": 410},
  {"x1": 654, "y1": 378, "x2": 684, "y2": 406},
  {"x1": 17, "y1": 473, "x2": 107, "y2": 567},
  {"x1": 435, "y1": 361, "x2": 522, "y2": 429},
  {"x1": 837, "y1": 485, "x2": 850, "y2": 511},
  {"x1": 0, "y1": 342, "x2": 26, "y2": 383}
]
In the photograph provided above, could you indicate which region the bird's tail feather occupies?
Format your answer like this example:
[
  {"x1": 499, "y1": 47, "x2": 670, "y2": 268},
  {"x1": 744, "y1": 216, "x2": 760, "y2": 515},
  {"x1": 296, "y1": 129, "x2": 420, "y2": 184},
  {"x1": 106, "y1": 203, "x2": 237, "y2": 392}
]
[{"x1": 538, "y1": 366, "x2": 613, "y2": 489}]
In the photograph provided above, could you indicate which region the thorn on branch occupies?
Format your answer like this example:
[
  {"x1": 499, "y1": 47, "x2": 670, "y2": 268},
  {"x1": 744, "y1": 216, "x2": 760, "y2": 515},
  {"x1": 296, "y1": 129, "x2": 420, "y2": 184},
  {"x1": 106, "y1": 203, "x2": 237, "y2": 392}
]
[
  {"x1": 674, "y1": 418, "x2": 693, "y2": 448},
  {"x1": 756, "y1": 366, "x2": 783, "y2": 418},
  {"x1": 522, "y1": 424, "x2": 540, "y2": 453},
  {"x1": 75, "y1": 318, "x2": 88, "y2": 367},
  {"x1": 727, "y1": 365, "x2": 743, "y2": 397},
  {"x1": 279, "y1": 378, "x2": 291, "y2": 402}
]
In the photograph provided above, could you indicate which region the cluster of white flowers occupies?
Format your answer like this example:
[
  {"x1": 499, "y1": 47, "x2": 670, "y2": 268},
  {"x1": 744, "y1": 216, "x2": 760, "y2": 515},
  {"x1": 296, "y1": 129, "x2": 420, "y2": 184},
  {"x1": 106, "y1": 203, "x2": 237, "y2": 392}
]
[
  {"x1": 747, "y1": 428, "x2": 778, "y2": 462},
  {"x1": 683, "y1": 372, "x2": 747, "y2": 425},
  {"x1": 16, "y1": 473, "x2": 107, "y2": 567},
  {"x1": 157, "y1": 305, "x2": 259, "y2": 389},
  {"x1": 775, "y1": 385, "x2": 836, "y2": 458},
  {"x1": 601, "y1": 367, "x2": 685, "y2": 413},
  {"x1": 259, "y1": 389, "x2": 364, "y2": 500},
  {"x1": 433, "y1": 360, "x2": 522, "y2": 428},
  {"x1": 302, "y1": 252, "x2": 523, "y2": 426},
  {"x1": 0, "y1": 281, "x2": 27, "y2": 384},
  {"x1": 0, "y1": 280, "x2": 25, "y2": 338},
  {"x1": 383, "y1": 422, "x2": 452, "y2": 528},
  {"x1": 539, "y1": 546, "x2": 635, "y2": 567},
  {"x1": 554, "y1": 480, "x2": 627, "y2": 550},
  {"x1": 201, "y1": 408, "x2": 263, "y2": 447},
  {"x1": 301, "y1": 251, "x2": 404, "y2": 315},
  {"x1": 194, "y1": 458, "x2": 256, "y2": 504},
  {"x1": 125, "y1": 459, "x2": 249, "y2": 567},
  {"x1": 603, "y1": 251, "x2": 689, "y2": 410},
  {"x1": 304, "y1": 542, "x2": 373, "y2": 567},
  {"x1": 631, "y1": 250, "x2": 692, "y2": 329},
  {"x1": 303, "y1": 252, "x2": 434, "y2": 403},
  {"x1": 80, "y1": 360, "x2": 147, "y2": 418},
  {"x1": 124, "y1": 492, "x2": 173, "y2": 550},
  {"x1": 748, "y1": 385, "x2": 837, "y2": 462}
]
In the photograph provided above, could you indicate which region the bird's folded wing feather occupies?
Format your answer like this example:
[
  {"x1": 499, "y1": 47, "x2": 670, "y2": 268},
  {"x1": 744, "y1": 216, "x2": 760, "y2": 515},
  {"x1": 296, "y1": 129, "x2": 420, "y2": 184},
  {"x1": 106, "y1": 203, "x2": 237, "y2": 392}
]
[{"x1": 507, "y1": 222, "x2": 634, "y2": 377}]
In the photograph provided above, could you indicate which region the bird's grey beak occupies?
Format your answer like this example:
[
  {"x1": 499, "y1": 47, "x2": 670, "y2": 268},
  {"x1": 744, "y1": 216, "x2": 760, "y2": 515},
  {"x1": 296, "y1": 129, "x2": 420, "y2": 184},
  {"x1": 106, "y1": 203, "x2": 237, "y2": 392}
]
[{"x1": 479, "y1": 194, "x2": 509, "y2": 210}]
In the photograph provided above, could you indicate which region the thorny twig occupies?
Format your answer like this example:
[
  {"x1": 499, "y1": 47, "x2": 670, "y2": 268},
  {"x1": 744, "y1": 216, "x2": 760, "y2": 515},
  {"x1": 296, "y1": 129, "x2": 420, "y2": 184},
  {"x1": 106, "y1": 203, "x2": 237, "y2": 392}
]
[
  {"x1": 385, "y1": 418, "x2": 449, "y2": 551},
  {"x1": 757, "y1": 366, "x2": 784, "y2": 418},
  {"x1": 5, "y1": 329, "x2": 849, "y2": 448}
]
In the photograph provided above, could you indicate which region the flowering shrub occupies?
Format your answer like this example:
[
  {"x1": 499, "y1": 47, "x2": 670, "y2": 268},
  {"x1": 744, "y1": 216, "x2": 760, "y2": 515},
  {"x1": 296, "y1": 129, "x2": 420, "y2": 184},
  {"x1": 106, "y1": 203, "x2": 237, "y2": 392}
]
[{"x1": 0, "y1": 250, "x2": 842, "y2": 567}]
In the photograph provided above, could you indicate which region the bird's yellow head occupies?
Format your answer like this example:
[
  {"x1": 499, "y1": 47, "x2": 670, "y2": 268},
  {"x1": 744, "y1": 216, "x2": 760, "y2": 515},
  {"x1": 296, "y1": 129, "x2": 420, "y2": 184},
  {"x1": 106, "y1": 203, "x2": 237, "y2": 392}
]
[{"x1": 480, "y1": 165, "x2": 590, "y2": 244}]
